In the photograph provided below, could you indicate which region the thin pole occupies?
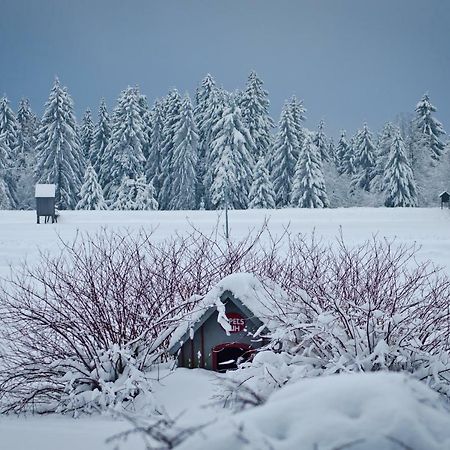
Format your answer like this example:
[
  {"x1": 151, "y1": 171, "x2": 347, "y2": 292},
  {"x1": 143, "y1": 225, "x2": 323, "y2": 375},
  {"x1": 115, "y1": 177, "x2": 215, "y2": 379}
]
[{"x1": 224, "y1": 186, "x2": 229, "y2": 240}]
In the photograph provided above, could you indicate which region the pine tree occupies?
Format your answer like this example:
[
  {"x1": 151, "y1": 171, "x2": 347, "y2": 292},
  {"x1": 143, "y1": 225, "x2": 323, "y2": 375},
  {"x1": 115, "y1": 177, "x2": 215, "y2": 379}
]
[
  {"x1": 239, "y1": 71, "x2": 274, "y2": 159},
  {"x1": 158, "y1": 90, "x2": 182, "y2": 209},
  {"x1": 80, "y1": 108, "x2": 94, "y2": 162},
  {"x1": 209, "y1": 103, "x2": 255, "y2": 209},
  {"x1": 412, "y1": 93, "x2": 446, "y2": 165},
  {"x1": 372, "y1": 122, "x2": 395, "y2": 192},
  {"x1": 102, "y1": 87, "x2": 146, "y2": 202},
  {"x1": 35, "y1": 78, "x2": 82, "y2": 209},
  {"x1": 169, "y1": 95, "x2": 198, "y2": 210},
  {"x1": 0, "y1": 96, "x2": 19, "y2": 154},
  {"x1": 288, "y1": 96, "x2": 307, "y2": 160},
  {"x1": 352, "y1": 123, "x2": 377, "y2": 191},
  {"x1": 313, "y1": 120, "x2": 329, "y2": 162},
  {"x1": 0, "y1": 133, "x2": 15, "y2": 208},
  {"x1": 91, "y1": 100, "x2": 111, "y2": 187},
  {"x1": 335, "y1": 131, "x2": 355, "y2": 175},
  {"x1": 194, "y1": 74, "x2": 217, "y2": 206},
  {"x1": 383, "y1": 128, "x2": 417, "y2": 207},
  {"x1": 137, "y1": 90, "x2": 152, "y2": 159},
  {"x1": 248, "y1": 157, "x2": 276, "y2": 209},
  {"x1": 76, "y1": 165, "x2": 107, "y2": 210},
  {"x1": 112, "y1": 175, "x2": 158, "y2": 210},
  {"x1": 146, "y1": 100, "x2": 165, "y2": 198},
  {"x1": 271, "y1": 103, "x2": 299, "y2": 207},
  {"x1": 202, "y1": 88, "x2": 229, "y2": 208},
  {"x1": 291, "y1": 135, "x2": 329, "y2": 208}
]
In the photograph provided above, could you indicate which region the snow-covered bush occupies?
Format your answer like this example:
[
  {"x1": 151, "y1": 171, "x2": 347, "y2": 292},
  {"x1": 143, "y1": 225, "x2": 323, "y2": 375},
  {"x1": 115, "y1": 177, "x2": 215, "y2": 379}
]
[{"x1": 225, "y1": 234, "x2": 450, "y2": 406}]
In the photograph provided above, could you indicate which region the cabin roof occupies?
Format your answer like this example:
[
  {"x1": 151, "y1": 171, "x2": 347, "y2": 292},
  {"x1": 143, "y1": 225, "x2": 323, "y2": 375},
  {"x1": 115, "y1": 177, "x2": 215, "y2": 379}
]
[
  {"x1": 168, "y1": 272, "x2": 304, "y2": 354},
  {"x1": 35, "y1": 184, "x2": 56, "y2": 198}
]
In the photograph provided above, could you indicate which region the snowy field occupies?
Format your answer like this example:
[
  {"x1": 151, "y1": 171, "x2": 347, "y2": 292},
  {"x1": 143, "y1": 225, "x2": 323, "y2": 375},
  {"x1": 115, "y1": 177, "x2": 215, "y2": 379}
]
[{"x1": 2, "y1": 207, "x2": 450, "y2": 449}]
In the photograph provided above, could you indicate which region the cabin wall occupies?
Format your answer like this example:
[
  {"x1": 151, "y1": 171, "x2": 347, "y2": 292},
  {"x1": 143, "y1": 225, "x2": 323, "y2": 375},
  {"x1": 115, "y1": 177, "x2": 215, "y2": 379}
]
[{"x1": 178, "y1": 300, "x2": 265, "y2": 370}]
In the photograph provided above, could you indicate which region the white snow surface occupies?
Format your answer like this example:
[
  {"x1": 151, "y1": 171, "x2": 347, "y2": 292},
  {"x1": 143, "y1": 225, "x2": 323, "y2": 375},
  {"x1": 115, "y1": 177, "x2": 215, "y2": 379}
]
[
  {"x1": 178, "y1": 372, "x2": 450, "y2": 450},
  {"x1": 2, "y1": 208, "x2": 450, "y2": 448}
]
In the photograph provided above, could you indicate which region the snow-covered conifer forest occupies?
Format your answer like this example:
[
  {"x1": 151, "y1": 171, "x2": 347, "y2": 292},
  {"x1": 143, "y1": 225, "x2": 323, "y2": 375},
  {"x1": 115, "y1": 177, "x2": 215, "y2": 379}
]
[{"x1": 0, "y1": 73, "x2": 448, "y2": 212}]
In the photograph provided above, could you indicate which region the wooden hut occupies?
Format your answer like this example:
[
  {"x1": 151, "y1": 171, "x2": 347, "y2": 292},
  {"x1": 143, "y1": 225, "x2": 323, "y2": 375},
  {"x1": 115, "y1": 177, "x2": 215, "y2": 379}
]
[
  {"x1": 440, "y1": 191, "x2": 450, "y2": 209},
  {"x1": 168, "y1": 273, "x2": 287, "y2": 371},
  {"x1": 35, "y1": 184, "x2": 57, "y2": 224}
]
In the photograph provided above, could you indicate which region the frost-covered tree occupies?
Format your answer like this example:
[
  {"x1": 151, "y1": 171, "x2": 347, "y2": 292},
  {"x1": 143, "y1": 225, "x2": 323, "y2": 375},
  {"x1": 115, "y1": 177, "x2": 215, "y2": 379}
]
[
  {"x1": 80, "y1": 108, "x2": 94, "y2": 162},
  {"x1": 158, "y1": 90, "x2": 182, "y2": 209},
  {"x1": 15, "y1": 99, "x2": 38, "y2": 208},
  {"x1": 0, "y1": 133, "x2": 15, "y2": 208},
  {"x1": 102, "y1": 87, "x2": 146, "y2": 202},
  {"x1": 76, "y1": 165, "x2": 107, "y2": 210},
  {"x1": 0, "y1": 96, "x2": 19, "y2": 155},
  {"x1": 209, "y1": 103, "x2": 255, "y2": 209},
  {"x1": 412, "y1": 94, "x2": 446, "y2": 166},
  {"x1": 335, "y1": 131, "x2": 355, "y2": 176},
  {"x1": 291, "y1": 135, "x2": 329, "y2": 208},
  {"x1": 383, "y1": 128, "x2": 417, "y2": 207},
  {"x1": 137, "y1": 90, "x2": 152, "y2": 159},
  {"x1": 271, "y1": 104, "x2": 299, "y2": 207},
  {"x1": 372, "y1": 122, "x2": 395, "y2": 192},
  {"x1": 112, "y1": 175, "x2": 158, "y2": 210},
  {"x1": 202, "y1": 88, "x2": 229, "y2": 208},
  {"x1": 91, "y1": 100, "x2": 111, "y2": 187},
  {"x1": 352, "y1": 123, "x2": 377, "y2": 192},
  {"x1": 239, "y1": 71, "x2": 274, "y2": 159},
  {"x1": 35, "y1": 79, "x2": 82, "y2": 209},
  {"x1": 168, "y1": 95, "x2": 198, "y2": 210},
  {"x1": 248, "y1": 157, "x2": 276, "y2": 209},
  {"x1": 146, "y1": 99, "x2": 165, "y2": 197},
  {"x1": 288, "y1": 96, "x2": 306, "y2": 160},
  {"x1": 313, "y1": 120, "x2": 329, "y2": 162}
]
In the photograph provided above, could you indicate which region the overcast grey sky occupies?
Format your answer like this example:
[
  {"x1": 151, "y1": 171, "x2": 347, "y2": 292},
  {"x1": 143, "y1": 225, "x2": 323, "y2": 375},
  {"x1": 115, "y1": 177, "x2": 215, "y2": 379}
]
[{"x1": 1, "y1": 0, "x2": 449, "y2": 137}]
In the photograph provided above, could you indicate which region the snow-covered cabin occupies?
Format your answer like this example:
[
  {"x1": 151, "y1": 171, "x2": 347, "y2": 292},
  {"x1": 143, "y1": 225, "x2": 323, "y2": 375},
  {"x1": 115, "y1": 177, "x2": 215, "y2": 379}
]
[
  {"x1": 168, "y1": 273, "x2": 288, "y2": 371},
  {"x1": 35, "y1": 184, "x2": 57, "y2": 224}
]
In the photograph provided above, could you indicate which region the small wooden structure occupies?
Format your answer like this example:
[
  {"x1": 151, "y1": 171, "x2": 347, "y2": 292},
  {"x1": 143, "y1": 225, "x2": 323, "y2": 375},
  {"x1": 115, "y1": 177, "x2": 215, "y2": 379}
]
[
  {"x1": 35, "y1": 184, "x2": 57, "y2": 224},
  {"x1": 168, "y1": 273, "x2": 279, "y2": 371},
  {"x1": 440, "y1": 191, "x2": 450, "y2": 209}
]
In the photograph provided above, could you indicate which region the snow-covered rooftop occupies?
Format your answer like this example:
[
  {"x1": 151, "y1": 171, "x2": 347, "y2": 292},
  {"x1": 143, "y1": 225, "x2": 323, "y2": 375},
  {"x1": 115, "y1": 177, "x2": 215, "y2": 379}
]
[
  {"x1": 35, "y1": 184, "x2": 56, "y2": 198},
  {"x1": 169, "y1": 272, "x2": 303, "y2": 351}
]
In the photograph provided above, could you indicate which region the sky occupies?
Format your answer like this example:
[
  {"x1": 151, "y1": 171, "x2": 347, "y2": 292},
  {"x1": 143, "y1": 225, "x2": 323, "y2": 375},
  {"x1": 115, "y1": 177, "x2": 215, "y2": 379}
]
[{"x1": 1, "y1": 0, "x2": 449, "y2": 137}]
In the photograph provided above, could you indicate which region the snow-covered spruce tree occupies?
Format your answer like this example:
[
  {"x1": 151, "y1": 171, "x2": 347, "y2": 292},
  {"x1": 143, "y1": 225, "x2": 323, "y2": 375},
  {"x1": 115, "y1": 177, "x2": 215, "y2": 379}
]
[
  {"x1": 335, "y1": 130, "x2": 356, "y2": 176},
  {"x1": 383, "y1": 128, "x2": 417, "y2": 207},
  {"x1": 194, "y1": 74, "x2": 217, "y2": 206},
  {"x1": 202, "y1": 88, "x2": 229, "y2": 208},
  {"x1": 248, "y1": 156, "x2": 276, "y2": 209},
  {"x1": 372, "y1": 122, "x2": 395, "y2": 192},
  {"x1": 209, "y1": 103, "x2": 255, "y2": 209},
  {"x1": 412, "y1": 93, "x2": 446, "y2": 166},
  {"x1": 0, "y1": 96, "x2": 19, "y2": 154},
  {"x1": 76, "y1": 165, "x2": 107, "y2": 210},
  {"x1": 146, "y1": 100, "x2": 165, "y2": 199},
  {"x1": 158, "y1": 90, "x2": 182, "y2": 209},
  {"x1": 168, "y1": 95, "x2": 198, "y2": 210},
  {"x1": 271, "y1": 103, "x2": 299, "y2": 207},
  {"x1": 288, "y1": 96, "x2": 307, "y2": 160},
  {"x1": 291, "y1": 134, "x2": 329, "y2": 208},
  {"x1": 15, "y1": 98, "x2": 38, "y2": 208},
  {"x1": 91, "y1": 99, "x2": 111, "y2": 188},
  {"x1": 101, "y1": 87, "x2": 146, "y2": 203},
  {"x1": 238, "y1": 71, "x2": 274, "y2": 159},
  {"x1": 0, "y1": 133, "x2": 15, "y2": 208},
  {"x1": 113, "y1": 175, "x2": 158, "y2": 210},
  {"x1": 313, "y1": 119, "x2": 329, "y2": 162},
  {"x1": 80, "y1": 108, "x2": 94, "y2": 162},
  {"x1": 34, "y1": 78, "x2": 82, "y2": 209},
  {"x1": 137, "y1": 90, "x2": 152, "y2": 160},
  {"x1": 351, "y1": 123, "x2": 377, "y2": 192}
]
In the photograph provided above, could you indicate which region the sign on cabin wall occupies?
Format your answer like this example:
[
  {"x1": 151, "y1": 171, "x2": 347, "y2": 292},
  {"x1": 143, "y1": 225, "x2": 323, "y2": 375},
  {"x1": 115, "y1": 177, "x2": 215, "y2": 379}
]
[{"x1": 226, "y1": 312, "x2": 246, "y2": 333}]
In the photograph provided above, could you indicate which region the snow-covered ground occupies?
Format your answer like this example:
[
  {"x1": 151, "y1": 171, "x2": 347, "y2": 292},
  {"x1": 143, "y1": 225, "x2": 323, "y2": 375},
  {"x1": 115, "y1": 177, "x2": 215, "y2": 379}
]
[{"x1": 2, "y1": 207, "x2": 450, "y2": 449}]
